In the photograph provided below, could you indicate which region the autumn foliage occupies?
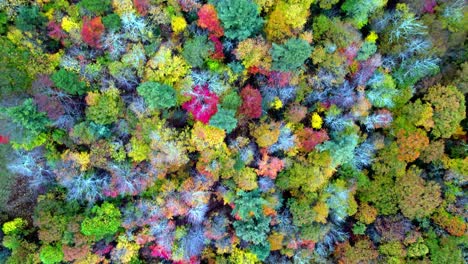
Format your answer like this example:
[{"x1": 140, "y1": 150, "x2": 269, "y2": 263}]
[{"x1": 81, "y1": 16, "x2": 105, "y2": 48}]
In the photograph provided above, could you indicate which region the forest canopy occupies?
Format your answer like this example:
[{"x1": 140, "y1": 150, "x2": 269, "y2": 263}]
[{"x1": 0, "y1": 0, "x2": 466, "y2": 263}]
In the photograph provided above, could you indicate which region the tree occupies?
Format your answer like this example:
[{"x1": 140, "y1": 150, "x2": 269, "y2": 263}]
[
  {"x1": 396, "y1": 129, "x2": 429, "y2": 163},
  {"x1": 85, "y1": 88, "x2": 124, "y2": 125},
  {"x1": 144, "y1": 46, "x2": 190, "y2": 87},
  {"x1": 235, "y1": 37, "x2": 272, "y2": 70},
  {"x1": 15, "y1": 5, "x2": 47, "y2": 32},
  {"x1": 137, "y1": 82, "x2": 177, "y2": 110},
  {"x1": 270, "y1": 38, "x2": 312, "y2": 72},
  {"x1": 423, "y1": 84, "x2": 466, "y2": 138},
  {"x1": 183, "y1": 84, "x2": 219, "y2": 124},
  {"x1": 359, "y1": 174, "x2": 399, "y2": 215},
  {"x1": 431, "y1": 208, "x2": 466, "y2": 237},
  {"x1": 40, "y1": 244, "x2": 64, "y2": 264},
  {"x1": 2, "y1": 218, "x2": 27, "y2": 235},
  {"x1": 215, "y1": 0, "x2": 263, "y2": 40},
  {"x1": 81, "y1": 202, "x2": 122, "y2": 240},
  {"x1": 78, "y1": 0, "x2": 111, "y2": 15},
  {"x1": 239, "y1": 85, "x2": 263, "y2": 118},
  {"x1": 334, "y1": 237, "x2": 379, "y2": 264},
  {"x1": 256, "y1": 148, "x2": 284, "y2": 179},
  {"x1": 395, "y1": 166, "x2": 441, "y2": 219},
  {"x1": 0, "y1": 38, "x2": 33, "y2": 97},
  {"x1": 81, "y1": 16, "x2": 105, "y2": 49},
  {"x1": 182, "y1": 36, "x2": 214, "y2": 68},
  {"x1": 232, "y1": 191, "x2": 271, "y2": 245},
  {"x1": 2, "y1": 98, "x2": 50, "y2": 150},
  {"x1": 250, "y1": 122, "x2": 281, "y2": 148},
  {"x1": 197, "y1": 4, "x2": 224, "y2": 37},
  {"x1": 102, "y1": 14, "x2": 121, "y2": 32},
  {"x1": 295, "y1": 128, "x2": 329, "y2": 152},
  {"x1": 51, "y1": 69, "x2": 88, "y2": 95},
  {"x1": 209, "y1": 108, "x2": 237, "y2": 133},
  {"x1": 264, "y1": 0, "x2": 314, "y2": 41},
  {"x1": 341, "y1": 0, "x2": 387, "y2": 29},
  {"x1": 276, "y1": 151, "x2": 334, "y2": 195},
  {"x1": 366, "y1": 71, "x2": 398, "y2": 108}
]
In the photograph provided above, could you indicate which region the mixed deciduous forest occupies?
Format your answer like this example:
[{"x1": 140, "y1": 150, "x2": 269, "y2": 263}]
[{"x1": 0, "y1": 0, "x2": 466, "y2": 263}]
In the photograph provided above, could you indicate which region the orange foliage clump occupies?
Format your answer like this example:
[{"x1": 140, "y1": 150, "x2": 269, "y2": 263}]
[
  {"x1": 197, "y1": 4, "x2": 224, "y2": 37},
  {"x1": 81, "y1": 17, "x2": 105, "y2": 49},
  {"x1": 396, "y1": 129, "x2": 429, "y2": 162},
  {"x1": 256, "y1": 148, "x2": 284, "y2": 179}
]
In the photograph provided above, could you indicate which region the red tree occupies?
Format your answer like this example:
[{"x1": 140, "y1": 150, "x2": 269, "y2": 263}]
[
  {"x1": 47, "y1": 21, "x2": 67, "y2": 41},
  {"x1": 134, "y1": 0, "x2": 149, "y2": 16},
  {"x1": 209, "y1": 35, "x2": 224, "y2": 60},
  {"x1": 182, "y1": 84, "x2": 219, "y2": 124},
  {"x1": 81, "y1": 17, "x2": 105, "y2": 49},
  {"x1": 197, "y1": 4, "x2": 224, "y2": 37},
  {"x1": 239, "y1": 85, "x2": 262, "y2": 118},
  {"x1": 296, "y1": 128, "x2": 329, "y2": 152}
]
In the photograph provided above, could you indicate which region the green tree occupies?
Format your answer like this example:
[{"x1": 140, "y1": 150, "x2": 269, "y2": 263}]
[
  {"x1": 0, "y1": 38, "x2": 33, "y2": 97},
  {"x1": 215, "y1": 0, "x2": 263, "y2": 40},
  {"x1": 423, "y1": 84, "x2": 466, "y2": 138},
  {"x1": 270, "y1": 38, "x2": 312, "y2": 72},
  {"x1": 232, "y1": 191, "x2": 271, "y2": 245},
  {"x1": 341, "y1": 0, "x2": 387, "y2": 28},
  {"x1": 182, "y1": 36, "x2": 214, "y2": 68},
  {"x1": 221, "y1": 91, "x2": 241, "y2": 111},
  {"x1": 15, "y1": 5, "x2": 47, "y2": 32},
  {"x1": 209, "y1": 108, "x2": 237, "y2": 133},
  {"x1": 39, "y1": 244, "x2": 64, "y2": 264},
  {"x1": 85, "y1": 88, "x2": 124, "y2": 125},
  {"x1": 395, "y1": 166, "x2": 441, "y2": 220},
  {"x1": 137, "y1": 81, "x2": 177, "y2": 110},
  {"x1": 78, "y1": 0, "x2": 111, "y2": 15},
  {"x1": 2, "y1": 98, "x2": 50, "y2": 150},
  {"x1": 359, "y1": 174, "x2": 399, "y2": 216},
  {"x1": 81, "y1": 202, "x2": 122, "y2": 240},
  {"x1": 51, "y1": 69, "x2": 88, "y2": 95},
  {"x1": 102, "y1": 14, "x2": 121, "y2": 32}
]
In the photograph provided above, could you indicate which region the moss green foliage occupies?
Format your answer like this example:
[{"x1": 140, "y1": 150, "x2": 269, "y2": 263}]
[
  {"x1": 423, "y1": 84, "x2": 466, "y2": 138},
  {"x1": 51, "y1": 69, "x2": 88, "y2": 95},
  {"x1": 137, "y1": 81, "x2": 177, "y2": 110},
  {"x1": 215, "y1": 0, "x2": 263, "y2": 40},
  {"x1": 78, "y1": 0, "x2": 111, "y2": 15},
  {"x1": 221, "y1": 91, "x2": 241, "y2": 111},
  {"x1": 0, "y1": 12, "x2": 8, "y2": 34},
  {"x1": 102, "y1": 14, "x2": 121, "y2": 32},
  {"x1": 85, "y1": 88, "x2": 124, "y2": 125},
  {"x1": 352, "y1": 222, "x2": 366, "y2": 235},
  {"x1": 81, "y1": 202, "x2": 121, "y2": 240},
  {"x1": 182, "y1": 36, "x2": 214, "y2": 68},
  {"x1": 276, "y1": 151, "x2": 333, "y2": 194},
  {"x1": 356, "y1": 42, "x2": 377, "y2": 61},
  {"x1": 0, "y1": 38, "x2": 32, "y2": 97},
  {"x1": 270, "y1": 38, "x2": 312, "y2": 72}
]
